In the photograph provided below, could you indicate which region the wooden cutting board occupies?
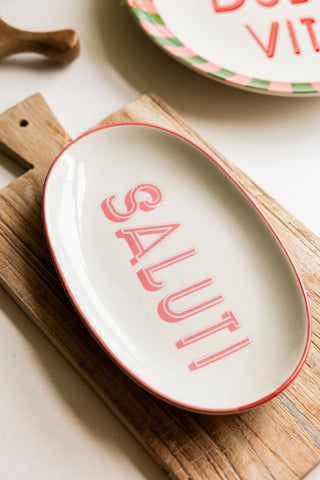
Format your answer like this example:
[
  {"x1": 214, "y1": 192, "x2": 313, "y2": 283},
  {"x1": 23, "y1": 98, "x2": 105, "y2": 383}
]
[{"x1": 0, "y1": 93, "x2": 320, "y2": 480}]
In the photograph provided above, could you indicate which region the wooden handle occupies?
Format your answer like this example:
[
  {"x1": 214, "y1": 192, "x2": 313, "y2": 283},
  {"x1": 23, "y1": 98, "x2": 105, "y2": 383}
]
[
  {"x1": 0, "y1": 93, "x2": 71, "y2": 172},
  {"x1": 0, "y1": 18, "x2": 80, "y2": 64}
]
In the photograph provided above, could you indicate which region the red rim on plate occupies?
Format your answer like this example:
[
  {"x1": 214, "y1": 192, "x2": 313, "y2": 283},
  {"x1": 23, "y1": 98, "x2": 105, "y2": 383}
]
[{"x1": 43, "y1": 123, "x2": 312, "y2": 413}]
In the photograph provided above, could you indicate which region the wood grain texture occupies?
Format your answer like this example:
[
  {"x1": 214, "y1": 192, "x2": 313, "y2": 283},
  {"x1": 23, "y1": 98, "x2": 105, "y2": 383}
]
[{"x1": 0, "y1": 93, "x2": 320, "y2": 480}]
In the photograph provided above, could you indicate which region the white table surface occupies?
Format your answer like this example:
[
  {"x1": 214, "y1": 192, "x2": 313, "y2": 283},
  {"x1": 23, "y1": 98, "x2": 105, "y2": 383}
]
[{"x1": 1, "y1": 1, "x2": 320, "y2": 479}]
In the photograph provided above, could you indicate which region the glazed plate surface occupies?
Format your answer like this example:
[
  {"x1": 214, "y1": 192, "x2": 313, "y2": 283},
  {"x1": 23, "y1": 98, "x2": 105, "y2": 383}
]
[
  {"x1": 127, "y1": 0, "x2": 320, "y2": 96},
  {"x1": 43, "y1": 124, "x2": 311, "y2": 413}
]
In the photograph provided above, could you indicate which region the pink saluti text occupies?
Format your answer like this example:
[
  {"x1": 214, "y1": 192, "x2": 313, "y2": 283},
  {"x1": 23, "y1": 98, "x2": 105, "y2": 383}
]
[{"x1": 101, "y1": 183, "x2": 252, "y2": 372}]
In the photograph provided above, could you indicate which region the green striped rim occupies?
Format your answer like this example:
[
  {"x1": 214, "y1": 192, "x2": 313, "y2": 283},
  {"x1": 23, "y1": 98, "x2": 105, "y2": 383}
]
[
  {"x1": 131, "y1": 7, "x2": 164, "y2": 25},
  {"x1": 248, "y1": 78, "x2": 271, "y2": 91},
  {"x1": 152, "y1": 36, "x2": 184, "y2": 47},
  {"x1": 292, "y1": 83, "x2": 318, "y2": 94},
  {"x1": 127, "y1": 1, "x2": 320, "y2": 96}
]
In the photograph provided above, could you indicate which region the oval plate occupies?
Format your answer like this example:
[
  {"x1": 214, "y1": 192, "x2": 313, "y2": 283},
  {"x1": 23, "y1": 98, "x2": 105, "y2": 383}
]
[
  {"x1": 127, "y1": 0, "x2": 320, "y2": 96},
  {"x1": 43, "y1": 124, "x2": 311, "y2": 413}
]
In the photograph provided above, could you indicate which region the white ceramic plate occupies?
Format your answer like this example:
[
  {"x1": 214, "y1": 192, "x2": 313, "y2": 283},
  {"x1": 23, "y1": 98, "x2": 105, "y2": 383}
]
[
  {"x1": 127, "y1": 0, "x2": 320, "y2": 96},
  {"x1": 43, "y1": 124, "x2": 311, "y2": 413}
]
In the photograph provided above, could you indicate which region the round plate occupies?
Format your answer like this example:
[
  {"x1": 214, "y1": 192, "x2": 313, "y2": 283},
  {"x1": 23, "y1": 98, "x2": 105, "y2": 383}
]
[
  {"x1": 43, "y1": 124, "x2": 311, "y2": 413},
  {"x1": 127, "y1": 0, "x2": 320, "y2": 96}
]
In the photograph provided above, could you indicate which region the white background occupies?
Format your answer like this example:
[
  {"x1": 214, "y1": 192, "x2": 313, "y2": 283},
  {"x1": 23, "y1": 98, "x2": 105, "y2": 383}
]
[{"x1": 0, "y1": 0, "x2": 320, "y2": 478}]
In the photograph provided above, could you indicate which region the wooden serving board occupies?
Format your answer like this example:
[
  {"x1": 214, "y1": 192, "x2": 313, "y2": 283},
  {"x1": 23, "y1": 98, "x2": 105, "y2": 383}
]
[{"x1": 0, "y1": 93, "x2": 320, "y2": 480}]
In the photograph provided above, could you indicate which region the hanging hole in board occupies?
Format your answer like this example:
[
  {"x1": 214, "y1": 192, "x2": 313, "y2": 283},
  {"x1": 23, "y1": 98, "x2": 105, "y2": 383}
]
[{"x1": 19, "y1": 119, "x2": 29, "y2": 127}]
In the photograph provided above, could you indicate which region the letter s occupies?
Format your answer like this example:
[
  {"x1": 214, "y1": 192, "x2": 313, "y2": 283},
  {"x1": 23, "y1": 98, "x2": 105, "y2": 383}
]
[{"x1": 101, "y1": 183, "x2": 163, "y2": 223}]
